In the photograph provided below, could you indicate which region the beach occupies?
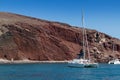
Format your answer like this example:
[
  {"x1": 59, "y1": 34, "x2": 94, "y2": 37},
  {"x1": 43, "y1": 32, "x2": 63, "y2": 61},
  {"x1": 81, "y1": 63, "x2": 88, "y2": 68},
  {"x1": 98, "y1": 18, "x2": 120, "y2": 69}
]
[{"x1": 0, "y1": 58, "x2": 69, "y2": 64}]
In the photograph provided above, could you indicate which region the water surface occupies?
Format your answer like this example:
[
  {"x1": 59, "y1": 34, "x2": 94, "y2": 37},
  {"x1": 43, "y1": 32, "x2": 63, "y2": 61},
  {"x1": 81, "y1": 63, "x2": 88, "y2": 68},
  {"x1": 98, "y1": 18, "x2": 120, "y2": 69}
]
[{"x1": 0, "y1": 63, "x2": 120, "y2": 80}]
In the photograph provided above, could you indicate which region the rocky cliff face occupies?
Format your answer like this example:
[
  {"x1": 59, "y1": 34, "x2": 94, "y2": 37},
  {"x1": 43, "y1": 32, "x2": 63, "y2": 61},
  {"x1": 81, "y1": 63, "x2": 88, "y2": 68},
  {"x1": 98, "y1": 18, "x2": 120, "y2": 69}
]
[{"x1": 0, "y1": 12, "x2": 120, "y2": 63}]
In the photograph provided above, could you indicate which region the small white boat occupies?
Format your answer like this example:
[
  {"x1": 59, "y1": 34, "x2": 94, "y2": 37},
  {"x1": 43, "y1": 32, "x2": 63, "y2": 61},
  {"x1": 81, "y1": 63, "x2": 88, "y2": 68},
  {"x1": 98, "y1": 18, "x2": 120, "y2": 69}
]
[
  {"x1": 108, "y1": 59, "x2": 120, "y2": 64},
  {"x1": 108, "y1": 41, "x2": 120, "y2": 64}
]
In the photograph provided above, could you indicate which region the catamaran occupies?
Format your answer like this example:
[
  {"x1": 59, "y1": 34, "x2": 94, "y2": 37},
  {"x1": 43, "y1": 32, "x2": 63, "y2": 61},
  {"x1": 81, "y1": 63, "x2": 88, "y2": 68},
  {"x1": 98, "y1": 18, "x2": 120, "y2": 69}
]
[{"x1": 68, "y1": 12, "x2": 98, "y2": 68}]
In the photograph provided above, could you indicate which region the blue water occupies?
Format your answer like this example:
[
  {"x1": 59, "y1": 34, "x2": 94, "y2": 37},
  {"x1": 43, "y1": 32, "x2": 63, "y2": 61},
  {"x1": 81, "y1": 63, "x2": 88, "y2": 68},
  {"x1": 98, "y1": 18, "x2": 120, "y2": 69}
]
[{"x1": 0, "y1": 63, "x2": 120, "y2": 80}]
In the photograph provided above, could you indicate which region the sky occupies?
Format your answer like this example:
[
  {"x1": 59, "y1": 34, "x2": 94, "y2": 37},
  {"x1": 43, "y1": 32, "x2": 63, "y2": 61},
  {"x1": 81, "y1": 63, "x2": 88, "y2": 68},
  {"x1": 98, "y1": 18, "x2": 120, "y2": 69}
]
[{"x1": 0, "y1": 0, "x2": 120, "y2": 39}]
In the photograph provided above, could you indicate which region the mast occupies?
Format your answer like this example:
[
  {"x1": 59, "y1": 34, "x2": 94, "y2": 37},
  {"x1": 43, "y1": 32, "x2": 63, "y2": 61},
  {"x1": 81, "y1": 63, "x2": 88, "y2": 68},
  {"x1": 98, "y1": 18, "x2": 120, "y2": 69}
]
[
  {"x1": 82, "y1": 11, "x2": 90, "y2": 60},
  {"x1": 82, "y1": 11, "x2": 86, "y2": 59},
  {"x1": 85, "y1": 29, "x2": 90, "y2": 60},
  {"x1": 112, "y1": 41, "x2": 114, "y2": 55}
]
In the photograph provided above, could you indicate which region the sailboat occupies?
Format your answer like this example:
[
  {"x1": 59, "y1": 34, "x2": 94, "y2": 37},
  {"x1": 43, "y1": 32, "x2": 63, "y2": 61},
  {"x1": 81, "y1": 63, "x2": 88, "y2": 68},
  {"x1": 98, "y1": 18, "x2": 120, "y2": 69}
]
[
  {"x1": 68, "y1": 12, "x2": 98, "y2": 68},
  {"x1": 108, "y1": 41, "x2": 120, "y2": 64}
]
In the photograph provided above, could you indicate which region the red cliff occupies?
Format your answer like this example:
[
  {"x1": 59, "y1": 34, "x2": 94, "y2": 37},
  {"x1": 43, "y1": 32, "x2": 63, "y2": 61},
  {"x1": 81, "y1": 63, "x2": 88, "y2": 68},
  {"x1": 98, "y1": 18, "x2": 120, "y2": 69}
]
[{"x1": 0, "y1": 12, "x2": 120, "y2": 63}]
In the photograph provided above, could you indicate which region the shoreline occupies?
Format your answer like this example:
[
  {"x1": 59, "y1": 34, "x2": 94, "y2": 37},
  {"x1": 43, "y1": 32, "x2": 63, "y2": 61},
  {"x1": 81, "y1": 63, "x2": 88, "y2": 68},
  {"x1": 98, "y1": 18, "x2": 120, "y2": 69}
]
[{"x1": 0, "y1": 59, "x2": 70, "y2": 64}]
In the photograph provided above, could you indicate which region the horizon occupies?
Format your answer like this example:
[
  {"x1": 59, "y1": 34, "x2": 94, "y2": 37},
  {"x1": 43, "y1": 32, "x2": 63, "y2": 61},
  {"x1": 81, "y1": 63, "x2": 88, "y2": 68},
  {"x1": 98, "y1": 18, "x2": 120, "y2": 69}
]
[{"x1": 0, "y1": 0, "x2": 120, "y2": 39}]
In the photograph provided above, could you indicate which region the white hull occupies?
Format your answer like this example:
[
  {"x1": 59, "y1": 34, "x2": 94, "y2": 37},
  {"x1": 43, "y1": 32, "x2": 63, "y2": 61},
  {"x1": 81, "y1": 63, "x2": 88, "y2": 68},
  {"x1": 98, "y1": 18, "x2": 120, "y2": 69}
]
[
  {"x1": 68, "y1": 59, "x2": 98, "y2": 68},
  {"x1": 68, "y1": 63, "x2": 98, "y2": 68},
  {"x1": 68, "y1": 63, "x2": 84, "y2": 68}
]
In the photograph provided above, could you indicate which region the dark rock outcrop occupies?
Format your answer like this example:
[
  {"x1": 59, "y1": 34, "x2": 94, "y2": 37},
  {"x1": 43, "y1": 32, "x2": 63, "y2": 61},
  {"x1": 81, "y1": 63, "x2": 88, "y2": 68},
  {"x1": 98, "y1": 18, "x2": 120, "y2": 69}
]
[{"x1": 0, "y1": 12, "x2": 120, "y2": 63}]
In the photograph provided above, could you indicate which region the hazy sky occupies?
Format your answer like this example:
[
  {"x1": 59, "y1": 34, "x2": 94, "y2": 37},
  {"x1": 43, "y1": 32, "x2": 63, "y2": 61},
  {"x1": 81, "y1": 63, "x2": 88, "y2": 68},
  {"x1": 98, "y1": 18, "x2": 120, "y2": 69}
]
[{"x1": 0, "y1": 0, "x2": 120, "y2": 39}]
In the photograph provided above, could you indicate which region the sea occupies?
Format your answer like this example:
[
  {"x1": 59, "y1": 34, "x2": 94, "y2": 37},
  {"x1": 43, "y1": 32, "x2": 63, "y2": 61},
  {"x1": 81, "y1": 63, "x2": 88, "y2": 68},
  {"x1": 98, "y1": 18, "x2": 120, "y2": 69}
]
[{"x1": 0, "y1": 63, "x2": 120, "y2": 80}]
